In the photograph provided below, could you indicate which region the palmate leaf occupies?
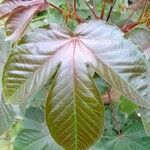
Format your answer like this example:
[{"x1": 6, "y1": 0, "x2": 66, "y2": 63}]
[
  {"x1": 0, "y1": 0, "x2": 48, "y2": 41},
  {"x1": 2, "y1": 21, "x2": 150, "y2": 149}
]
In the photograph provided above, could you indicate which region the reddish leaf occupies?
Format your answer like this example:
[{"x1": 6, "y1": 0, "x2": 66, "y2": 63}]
[
  {"x1": 2, "y1": 21, "x2": 150, "y2": 149},
  {"x1": 0, "y1": 0, "x2": 48, "y2": 41}
]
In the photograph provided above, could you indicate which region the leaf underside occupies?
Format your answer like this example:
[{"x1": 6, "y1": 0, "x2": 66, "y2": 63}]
[{"x1": 2, "y1": 21, "x2": 150, "y2": 149}]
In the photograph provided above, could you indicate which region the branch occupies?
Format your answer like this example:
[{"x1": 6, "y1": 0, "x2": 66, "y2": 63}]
[
  {"x1": 74, "y1": 0, "x2": 77, "y2": 13},
  {"x1": 106, "y1": 0, "x2": 117, "y2": 21},
  {"x1": 48, "y1": 2, "x2": 84, "y2": 24},
  {"x1": 100, "y1": 1, "x2": 106, "y2": 19}
]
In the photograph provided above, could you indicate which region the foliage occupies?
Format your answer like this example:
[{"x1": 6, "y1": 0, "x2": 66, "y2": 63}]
[{"x1": 0, "y1": 0, "x2": 150, "y2": 150}]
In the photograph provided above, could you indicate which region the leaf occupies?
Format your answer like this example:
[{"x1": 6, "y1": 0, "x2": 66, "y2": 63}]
[
  {"x1": 0, "y1": 0, "x2": 27, "y2": 19},
  {"x1": 0, "y1": 27, "x2": 11, "y2": 98},
  {"x1": 91, "y1": 104, "x2": 150, "y2": 150},
  {"x1": 25, "y1": 106, "x2": 44, "y2": 123},
  {"x1": 2, "y1": 21, "x2": 150, "y2": 149},
  {"x1": 93, "y1": 73, "x2": 110, "y2": 95},
  {"x1": 0, "y1": 0, "x2": 48, "y2": 41},
  {"x1": 92, "y1": 125, "x2": 150, "y2": 150},
  {"x1": 119, "y1": 95, "x2": 138, "y2": 114},
  {"x1": 127, "y1": 28, "x2": 150, "y2": 58},
  {"x1": 139, "y1": 107, "x2": 150, "y2": 137},
  {"x1": 0, "y1": 99, "x2": 16, "y2": 135},
  {"x1": 14, "y1": 106, "x2": 63, "y2": 150}
]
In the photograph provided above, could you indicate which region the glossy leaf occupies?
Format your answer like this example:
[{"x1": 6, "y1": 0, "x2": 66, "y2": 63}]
[
  {"x1": 2, "y1": 21, "x2": 150, "y2": 149},
  {"x1": 127, "y1": 28, "x2": 150, "y2": 58},
  {"x1": 0, "y1": 0, "x2": 48, "y2": 41}
]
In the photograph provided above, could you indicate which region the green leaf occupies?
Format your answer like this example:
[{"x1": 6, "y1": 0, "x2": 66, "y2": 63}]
[
  {"x1": 94, "y1": 73, "x2": 110, "y2": 95},
  {"x1": 14, "y1": 106, "x2": 63, "y2": 150},
  {"x1": 0, "y1": 99, "x2": 16, "y2": 135},
  {"x1": 0, "y1": 27, "x2": 11, "y2": 97},
  {"x1": 119, "y1": 96, "x2": 138, "y2": 114},
  {"x1": 139, "y1": 107, "x2": 150, "y2": 137},
  {"x1": 91, "y1": 106, "x2": 150, "y2": 150},
  {"x1": 127, "y1": 28, "x2": 150, "y2": 58}
]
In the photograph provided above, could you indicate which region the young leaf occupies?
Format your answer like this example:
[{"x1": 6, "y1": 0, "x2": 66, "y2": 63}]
[
  {"x1": 2, "y1": 20, "x2": 150, "y2": 149},
  {"x1": 0, "y1": 0, "x2": 48, "y2": 41}
]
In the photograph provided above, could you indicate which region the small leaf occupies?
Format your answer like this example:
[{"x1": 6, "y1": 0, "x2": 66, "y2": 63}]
[{"x1": 119, "y1": 95, "x2": 138, "y2": 114}]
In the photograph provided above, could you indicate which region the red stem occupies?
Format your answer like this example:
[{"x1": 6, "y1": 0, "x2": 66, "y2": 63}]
[
  {"x1": 100, "y1": 2, "x2": 106, "y2": 19},
  {"x1": 74, "y1": 0, "x2": 77, "y2": 13}
]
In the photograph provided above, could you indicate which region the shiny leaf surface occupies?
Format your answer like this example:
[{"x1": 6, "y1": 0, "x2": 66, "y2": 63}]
[{"x1": 2, "y1": 21, "x2": 150, "y2": 149}]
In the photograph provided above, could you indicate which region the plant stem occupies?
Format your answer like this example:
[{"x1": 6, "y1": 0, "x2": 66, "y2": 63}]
[
  {"x1": 107, "y1": 91, "x2": 121, "y2": 135},
  {"x1": 100, "y1": 1, "x2": 106, "y2": 19},
  {"x1": 48, "y1": 2, "x2": 84, "y2": 24},
  {"x1": 106, "y1": 0, "x2": 117, "y2": 21},
  {"x1": 83, "y1": 0, "x2": 98, "y2": 19},
  {"x1": 74, "y1": 0, "x2": 77, "y2": 13},
  {"x1": 48, "y1": 3, "x2": 64, "y2": 14}
]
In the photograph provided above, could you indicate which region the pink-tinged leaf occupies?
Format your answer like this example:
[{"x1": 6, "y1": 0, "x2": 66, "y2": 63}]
[
  {"x1": 5, "y1": 5, "x2": 39, "y2": 42},
  {"x1": 0, "y1": 0, "x2": 48, "y2": 41},
  {"x1": 0, "y1": 0, "x2": 30, "y2": 19},
  {"x1": 2, "y1": 21, "x2": 150, "y2": 149}
]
